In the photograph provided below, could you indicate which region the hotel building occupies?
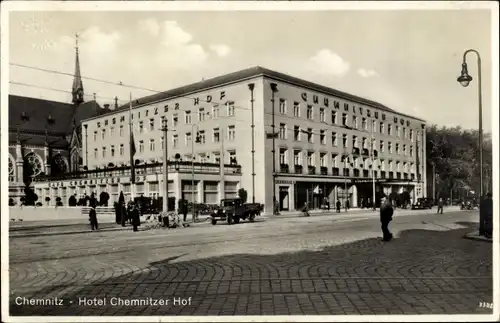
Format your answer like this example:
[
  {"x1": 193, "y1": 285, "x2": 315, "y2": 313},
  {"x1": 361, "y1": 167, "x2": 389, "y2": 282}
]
[{"x1": 28, "y1": 65, "x2": 427, "y2": 213}]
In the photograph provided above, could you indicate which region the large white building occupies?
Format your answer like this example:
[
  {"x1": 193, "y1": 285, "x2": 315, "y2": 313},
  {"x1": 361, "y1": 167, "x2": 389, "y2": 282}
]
[{"x1": 32, "y1": 66, "x2": 427, "y2": 213}]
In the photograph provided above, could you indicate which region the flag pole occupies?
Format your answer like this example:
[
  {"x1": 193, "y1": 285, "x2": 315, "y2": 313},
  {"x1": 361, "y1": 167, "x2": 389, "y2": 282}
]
[{"x1": 129, "y1": 93, "x2": 136, "y2": 202}]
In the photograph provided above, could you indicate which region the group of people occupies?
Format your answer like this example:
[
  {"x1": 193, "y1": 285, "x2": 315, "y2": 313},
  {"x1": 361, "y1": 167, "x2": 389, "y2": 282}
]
[{"x1": 88, "y1": 200, "x2": 142, "y2": 232}]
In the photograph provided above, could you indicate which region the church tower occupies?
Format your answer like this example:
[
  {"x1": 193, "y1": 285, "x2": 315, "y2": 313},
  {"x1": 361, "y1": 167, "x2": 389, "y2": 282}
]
[{"x1": 72, "y1": 33, "x2": 84, "y2": 105}]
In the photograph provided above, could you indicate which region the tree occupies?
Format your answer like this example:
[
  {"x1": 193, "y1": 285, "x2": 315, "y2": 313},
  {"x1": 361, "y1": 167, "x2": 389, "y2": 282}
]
[
  {"x1": 45, "y1": 196, "x2": 51, "y2": 205},
  {"x1": 68, "y1": 195, "x2": 77, "y2": 207},
  {"x1": 238, "y1": 188, "x2": 248, "y2": 203},
  {"x1": 99, "y1": 192, "x2": 110, "y2": 206},
  {"x1": 23, "y1": 187, "x2": 38, "y2": 206}
]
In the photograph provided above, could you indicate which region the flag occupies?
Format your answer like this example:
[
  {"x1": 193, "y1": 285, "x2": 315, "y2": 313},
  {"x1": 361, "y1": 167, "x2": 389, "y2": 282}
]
[{"x1": 129, "y1": 93, "x2": 136, "y2": 184}]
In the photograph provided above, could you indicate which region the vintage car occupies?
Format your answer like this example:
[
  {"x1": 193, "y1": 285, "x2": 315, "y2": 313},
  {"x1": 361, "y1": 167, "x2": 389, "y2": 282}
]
[
  {"x1": 411, "y1": 198, "x2": 434, "y2": 210},
  {"x1": 210, "y1": 198, "x2": 264, "y2": 225}
]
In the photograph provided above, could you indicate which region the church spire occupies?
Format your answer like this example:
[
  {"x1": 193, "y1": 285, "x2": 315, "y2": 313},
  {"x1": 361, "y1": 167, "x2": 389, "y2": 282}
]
[{"x1": 72, "y1": 33, "x2": 84, "y2": 105}]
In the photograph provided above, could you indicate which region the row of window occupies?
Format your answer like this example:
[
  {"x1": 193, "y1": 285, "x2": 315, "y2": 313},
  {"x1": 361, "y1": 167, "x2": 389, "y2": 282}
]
[{"x1": 279, "y1": 149, "x2": 416, "y2": 173}]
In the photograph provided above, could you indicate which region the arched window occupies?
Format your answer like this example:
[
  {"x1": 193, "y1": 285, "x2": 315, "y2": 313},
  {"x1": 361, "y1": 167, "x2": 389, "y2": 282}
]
[
  {"x1": 51, "y1": 154, "x2": 68, "y2": 175},
  {"x1": 23, "y1": 152, "x2": 43, "y2": 182},
  {"x1": 8, "y1": 155, "x2": 15, "y2": 182}
]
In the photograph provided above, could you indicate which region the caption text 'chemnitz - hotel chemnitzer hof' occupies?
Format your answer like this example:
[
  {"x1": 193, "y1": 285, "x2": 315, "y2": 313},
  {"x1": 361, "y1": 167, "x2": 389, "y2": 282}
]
[{"x1": 9, "y1": 48, "x2": 427, "y2": 214}]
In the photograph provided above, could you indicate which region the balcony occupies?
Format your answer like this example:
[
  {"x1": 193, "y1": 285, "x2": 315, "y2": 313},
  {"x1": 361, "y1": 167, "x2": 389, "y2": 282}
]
[
  {"x1": 308, "y1": 165, "x2": 316, "y2": 175},
  {"x1": 33, "y1": 161, "x2": 242, "y2": 183},
  {"x1": 280, "y1": 164, "x2": 289, "y2": 173},
  {"x1": 320, "y1": 166, "x2": 328, "y2": 175},
  {"x1": 294, "y1": 164, "x2": 303, "y2": 174},
  {"x1": 332, "y1": 167, "x2": 340, "y2": 176},
  {"x1": 353, "y1": 169, "x2": 360, "y2": 177},
  {"x1": 363, "y1": 170, "x2": 369, "y2": 177},
  {"x1": 343, "y1": 169, "x2": 350, "y2": 177},
  {"x1": 381, "y1": 171, "x2": 386, "y2": 179}
]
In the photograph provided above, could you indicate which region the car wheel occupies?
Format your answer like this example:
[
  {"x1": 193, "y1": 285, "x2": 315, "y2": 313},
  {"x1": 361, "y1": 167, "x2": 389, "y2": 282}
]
[
  {"x1": 234, "y1": 216, "x2": 240, "y2": 224},
  {"x1": 227, "y1": 214, "x2": 233, "y2": 225},
  {"x1": 211, "y1": 219, "x2": 217, "y2": 225}
]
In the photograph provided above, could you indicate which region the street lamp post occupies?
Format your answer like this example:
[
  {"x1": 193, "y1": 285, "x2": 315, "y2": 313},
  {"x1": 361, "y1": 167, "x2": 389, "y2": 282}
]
[
  {"x1": 248, "y1": 83, "x2": 256, "y2": 204},
  {"x1": 160, "y1": 118, "x2": 168, "y2": 213},
  {"x1": 270, "y1": 83, "x2": 278, "y2": 215},
  {"x1": 191, "y1": 124, "x2": 200, "y2": 223},
  {"x1": 456, "y1": 49, "x2": 484, "y2": 234}
]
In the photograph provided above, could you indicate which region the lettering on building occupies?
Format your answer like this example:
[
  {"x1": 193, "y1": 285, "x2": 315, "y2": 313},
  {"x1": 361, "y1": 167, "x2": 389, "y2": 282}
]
[
  {"x1": 276, "y1": 180, "x2": 295, "y2": 184},
  {"x1": 220, "y1": 91, "x2": 226, "y2": 100},
  {"x1": 104, "y1": 120, "x2": 108, "y2": 126},
  {"x1": 301, "y1": 92, "x2": 307, "y2": 101},
  {"x1": 344, "y1": 103, "x2": 349, "y2": 111},
  {"x1": 359, "y1": 107, "x2": 363, "y2": 115},
  {"x1": 406, "y1": 120, "x2": 410, "y2": 126},
  {"x1": 194, "y1": 97, "x2": 200, "y2": 105},
  {"x1": 400, "y1": 118, "x2": 404, "y2": 125},
  {"x1": 323, "y1": 97, "x2": 329, "y2": 107},
  {"x1": 175, "y1": 103, "x2": 180, "y2": 110},
  {"x1": 313, "y1": 95, "x2": 319, "y2": 104},
  {"x1": 394, "y1": 117, "x2": 398, "y2": 123},
  {"x1": 367, "y1": 109, "x2": 371, "y2": 117},
  {"x1": 206, "y1": 95, "x2": 212, "y2": 103},
  {"x1": 154, "y1": 107, "x2": 158, "y2": 115},
  {"x1": 120, "y1": 116, "x2": 125, "y2": 122},
  {"x1": 333, "y1": 100, "x2": 340, "y2": 109}
]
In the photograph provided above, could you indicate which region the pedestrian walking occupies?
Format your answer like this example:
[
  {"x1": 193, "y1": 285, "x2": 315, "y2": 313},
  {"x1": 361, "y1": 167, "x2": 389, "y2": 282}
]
[
  {"x1": 481, "y1": 193, "x2": 493, "y2": 238},
  {"x1": 89, "y1": 205, "x2": 99, "y2": 231},
  {"x1": 302, "y1": 202, "x2": 310, "y2": 217},
  {"x1": 182, "y1": 199, "x2": 188, "y2": 223},
  {"x1": 345, "y1": 199, "x2": 350, "y2": 211},
  {"x1": 336, "y1": 199, "x2": 341, "y2": 213},
  {"x1": 437, "y1": 198, "x2": 444, "y2": 214},
  {"x1": 130, "y1": 203, "x2": 141, "y2": 232},
  {"x1": 380, "y1": 196, "x2": 394, "y2": 241}
]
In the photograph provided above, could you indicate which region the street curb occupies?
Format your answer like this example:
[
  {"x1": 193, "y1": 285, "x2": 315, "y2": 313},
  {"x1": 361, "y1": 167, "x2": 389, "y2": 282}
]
[
  {"x1": 9, "y1": 226, "x2": 131, "y2": 238},
  {"x1": 463, "y1": 231, "x2": 493, "y2": 243}
]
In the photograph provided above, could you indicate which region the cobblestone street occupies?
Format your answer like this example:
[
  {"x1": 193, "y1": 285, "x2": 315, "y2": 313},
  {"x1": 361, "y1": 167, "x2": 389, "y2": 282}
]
[{"x1": 9, "y1": 210, "x2": 493, "y2": 316}]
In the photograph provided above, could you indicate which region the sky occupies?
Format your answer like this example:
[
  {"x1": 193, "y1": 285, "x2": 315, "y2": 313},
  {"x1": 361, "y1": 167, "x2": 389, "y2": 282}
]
[{"x1": 7, "y1": 6, "x2": 495, "y2": 132}]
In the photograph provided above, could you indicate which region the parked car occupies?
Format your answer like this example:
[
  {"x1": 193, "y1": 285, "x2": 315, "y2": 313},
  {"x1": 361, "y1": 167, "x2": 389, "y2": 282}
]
[
  {"x1": 210, "y1": 198, "x2": 263, "y2": 225},
  {"x1": 411, "y1": 198, "x2": 433, "y2": 210}
]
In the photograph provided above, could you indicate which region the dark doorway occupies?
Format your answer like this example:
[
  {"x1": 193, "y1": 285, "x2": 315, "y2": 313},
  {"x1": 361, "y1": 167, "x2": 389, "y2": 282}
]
[{"x1": 279, "y1": 186, "x2": 289, "y2": 211}]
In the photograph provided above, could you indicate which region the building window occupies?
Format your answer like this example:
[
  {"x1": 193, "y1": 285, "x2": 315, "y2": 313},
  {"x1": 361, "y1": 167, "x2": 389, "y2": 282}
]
[
  {"x1": 332, "y1": 132, "x2": 338, "y2": 146},
  {"x1": 396, "y1": 125, "x2": 400, "y2": 137},
  {"x1": 229, "y1": 151, "x2": 236, "y2": 164},
  {"x1": 212, "y1": 105, "x2": 220, "y2": 119},
  {"x1": 279, "y1": 123, "x2": 287, "y2": 139},
  {"x1": 228, "y1": 125, "x2": 235, "y2": 141},
  {"x1": 380, "y1": 140, "x2": 385, "y2": 152},
  {"x1": 362, "y1": 137, "x2": 367, "y2": 149},
  {"x1": 410, "y1": 146, "x2": 414, "y2": 157},
  {"x1": 396, "y1": 143, "x2": 400, "y2": 154},
  {"x1": 352, "y1": 135, "x2": 358, "y2": 148},
  {"x1": 319, "y1": 108, "x2": 325, "y2": 122},
  {"x1": 320, "y1": 153, "x2": 326, "y2": 167},
  {"x1": 198, "y1": 130, "x2": 206, "y2": 144},
  {"x1": 342, "y1": 113, "x2": 348, "y2": 126},
  {"x1": 213, "y1": 128, "x2": 220, "y2": 143},
  {"x1": 410, "y1": 129, "x2": 414, "y2": 142},
  {"x1": 396, "y1": 161, "x2": 400, "y2": 171},
  {"x1": 293, "y1": 102, "x2": 300, "y2": 117},
  {"x1": 332, "y1": 154, "x2": 338, "y2": 167},
  {"x1": 227, "y1": 102, "x2": 235, "y2": 117},
  {"x1": 389, "y1": 160, "x2": 393, "y2": 171},
  {"x1": 294, "y1": 126, "x2": 300, "y2": 141},
  {"x1": 307, "y1": 128, "x2": 313, "y2": 143},
  {"x1": 161, "y1": 136, "x2": 164, "y2": 149},
  {"x1": 388, "y1": 142, "x2": 392, "y2": 154},
  {"x1": 403, "y1": 144, "x2": 407, "y2": 156},
  {"x1": 185, "y1": 111, "x2": 192, "y2": 124},
  {"x1": 380, "y1": 123, "x2": 385, "y2": 134},
  {"x1": 352, "y1": 116, "x2": 358, "y2": 129},
  {"x1": 343, "y1": 134, "x2": 348, "y2": 148},
  {"x1": 149, "y1": 119, "x2": 154, "y2": 131},
  {"x1": 120, "y1": 144, "x2": 124, "y2": 156},
  {"x1": 102, "y1": 147, "x2": 106, "y2": 158},
  {"x1": 320, "y1": 130, "x2": 326, "y2": 144},
  {"x1": 173, "y1": 134, "x2": 178, "y2": 148},
  {"x1": 294, "y1": 150, "x2": 302, "y2": 165},
  {"x1": 403, "y1": 127, "x2": 407, "y2": 139},
  {"x1": 307, "y1": 152, "x2": 314, "y2": 166},
  {"x1": 149, "y1": 139, "x2": 155, "y2": 152},
  {"x1": 139, "y1": 141, "x2": 144, "y2": 153},
  {"x1": 185, "y1": 133, "x2": 192, "y2": 146},
  {"x1": 362, "y1": 118, "x2": 367, "y2": 130},
  {"x1": 110, "y1": 127, "x2": 114, "y2": 136},
  {"x1": 198, "y1": 108, "x2": 205, "y2": 121},
  {"x1": 172, "y1": 114, "x2": 178, "y2": 127},
  {"x1": 307, "y1": 105, "x2": 313, "y2": 119},
  {"x1": 372, "y1": 120, "x2": 377, "y2": 133},
  {"x1": 101, "y1": 129, "x2": 106, "y2": 140},
  {"x1": 111, "y1": 145, "x2": 115, "y2": 157},
  {"x1": 279, "y1": 99, "x2": 286, "y2": 114},
  {"x1": 331, "y1": 111, "x2": 337, "y2": 124},
  {"x1": 93, "y1": 131, "x2": 97, "y2": 141},
  {"x1": 388, "y1": 124, "x2": 392, "y2": 136},
  {"x1": 279, "y1": 148, "x2": 287, "y2": 164},
  {"x1": 94, "y1": 148, "x2": 98, "y2": 159},
  {"x1": 119, "y1": 125, "x2": 123, "y2": 137}
]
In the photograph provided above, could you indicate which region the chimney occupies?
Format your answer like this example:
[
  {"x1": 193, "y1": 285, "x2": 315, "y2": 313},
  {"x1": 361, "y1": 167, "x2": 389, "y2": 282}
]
[{"x1": 103, "y1": 104, "x2": 110, "y2": 110}]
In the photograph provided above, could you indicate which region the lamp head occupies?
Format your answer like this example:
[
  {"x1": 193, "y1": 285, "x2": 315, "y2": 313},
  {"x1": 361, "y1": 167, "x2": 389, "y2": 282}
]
[{"x1": 457, "y1": 63, "x2": 473, "y2": 87}]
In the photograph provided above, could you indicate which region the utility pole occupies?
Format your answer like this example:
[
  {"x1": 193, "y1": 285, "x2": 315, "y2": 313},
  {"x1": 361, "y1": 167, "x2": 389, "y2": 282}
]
[
  {"x1": 432, "y1": 162, "x2": 436, "y2": 201},
  {"x1": 270, "y1": 83, "x2": 278, "y2": 214},
  {"x1": 248, "y1": 83, "x2": 256, "y2": 204},
  {"x1": 161, "y1": 118, "x2": 168, "y2": 213},
  {"x1": 370, "y1": 117, "x2": 376, "y2": 210},
  {"x1": 220, "y1": 126, "x2": 225, "y2": 201},
  {"x1": 191, "y1": 124, "x2": 199, "y2": 223}
]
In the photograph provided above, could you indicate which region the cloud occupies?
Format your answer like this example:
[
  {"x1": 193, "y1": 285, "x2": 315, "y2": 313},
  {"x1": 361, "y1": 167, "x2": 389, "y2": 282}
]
[
  {"x1": 307, "y1": 49, "x2": 350, "y2": 76},
  {"x1": 138, "y1": 18, "x2": 160, "y2": 36},
  {"x1": 210, "y1": 44, "x2": 231, "y2": 57},
  {"x1": 357, "y1": 68, "x2": 379, "y2": 78}
]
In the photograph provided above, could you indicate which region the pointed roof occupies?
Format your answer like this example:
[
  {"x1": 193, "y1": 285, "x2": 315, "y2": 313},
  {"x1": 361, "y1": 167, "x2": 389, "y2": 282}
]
[{"x1": 72, "y1": 34, "x2": 84, "y2": 105}]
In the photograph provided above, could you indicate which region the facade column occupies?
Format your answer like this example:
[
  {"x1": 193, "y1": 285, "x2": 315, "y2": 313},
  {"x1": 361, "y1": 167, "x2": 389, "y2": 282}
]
[
  {"x1": 199, "y1": 180, "x2": 205, "y2": 204},
  {"x1": 351, "y1": 184, "x2": 358, "y2": 208},
  {"x1": 15, "y1": 143, "x2": 24, "y2": 183},
  {"x1": 44, "y1": 146, "x2": 51, "y2": 176},
  {"x1": 421, "y1": 125, "x2": 427, "y2": 198}
]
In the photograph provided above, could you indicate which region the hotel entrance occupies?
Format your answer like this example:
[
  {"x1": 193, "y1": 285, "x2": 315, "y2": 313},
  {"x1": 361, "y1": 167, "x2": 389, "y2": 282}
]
[{"x1": 279, "y1": 186, "x2": 290, "y2": 211}]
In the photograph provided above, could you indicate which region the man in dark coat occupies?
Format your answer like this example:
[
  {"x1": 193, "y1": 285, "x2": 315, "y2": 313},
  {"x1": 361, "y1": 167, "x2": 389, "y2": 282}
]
[
  {"x1": 380, "y1": 196, "x2": 394, "y2": 241},
  {"x1": 130, "y1": 204, "x2": 141, "y2": 232},
  {"x1": 336, "y1": 199, "x2": 341, "y2": 213},
  {"x1": 89, "y1": 205, "x2": 98, "y2": 231},
  {"x1": 482, "y1": 193, "x2": 493, "y2": 238},
  {"x1": 437, "y1": 198, "x2": 444, "y2": 214}
]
